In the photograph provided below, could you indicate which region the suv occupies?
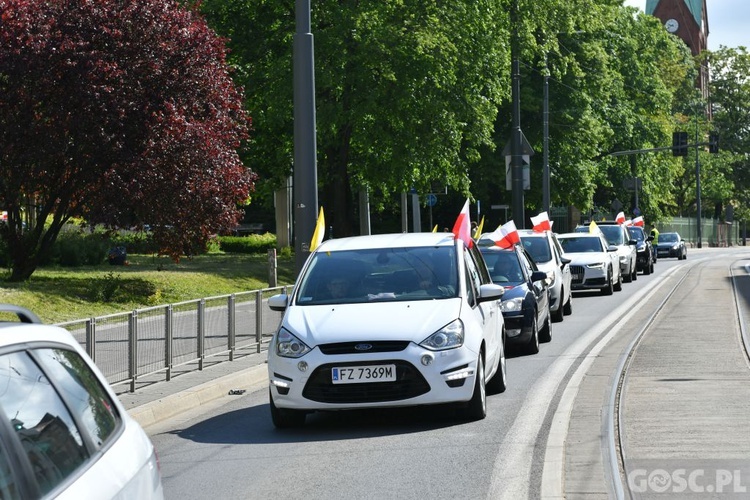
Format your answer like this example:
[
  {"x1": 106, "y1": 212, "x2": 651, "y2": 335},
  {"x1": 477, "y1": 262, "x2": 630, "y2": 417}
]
[
  {"x1": 627, "y1": 225, "x2": 655, "y2": 275},
  {"x1": 518, "y1": 230, "x2": 572, "y2": 323},
  {"x1": 0, "y1": 305, "x2": 164, "y2": 499},
  {"x1": 575, "y1": 222, "x2": 637, "y2": 283}
]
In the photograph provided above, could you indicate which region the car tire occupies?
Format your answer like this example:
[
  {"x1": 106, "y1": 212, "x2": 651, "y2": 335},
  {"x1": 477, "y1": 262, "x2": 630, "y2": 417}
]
[
  {"x1": 644, "y1": 259, "x2": 652, "y2": 275},
  {"x1": 552, "y1": 299, "x2": 564, "y2": 323},
  {"x1": 539, "y1": 311, "x2": 552, "y2": 343},
  {"x1": 614, "y1": 269, "x2": 623, "y2": 292},
  {"x1": 269, "y1": 389, "x2": 306, "y2": 429},
  {"x1": 563, "y1": 293, "x2": 573, "y2": 316},
  {"x1": 487, "y1": 341, "x2": 507, "y2": 394},
  {"x1": 602, "y1": 270, "x2": 614, "y2": 296},
  {"x1": 623, "y1": 266, "x2": 632, "y2": 283},
  {"x1": 631, "y1": 264, "x2": 637, "y2": 281},
  {"x1": 524, "y1": 316, "x2": 540, "y2": 354},
  {"x1": 465, "y1": 356, "x2": 487, "y2": 420}
]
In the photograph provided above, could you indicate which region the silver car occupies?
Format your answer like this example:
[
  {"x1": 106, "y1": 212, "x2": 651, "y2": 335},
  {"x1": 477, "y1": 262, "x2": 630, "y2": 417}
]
[{"x1": 518, "y1": 230, "x2": 572, "y2": 322}]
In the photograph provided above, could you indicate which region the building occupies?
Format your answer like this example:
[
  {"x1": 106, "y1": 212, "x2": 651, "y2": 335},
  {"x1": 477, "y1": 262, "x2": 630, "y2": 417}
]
[{"x1": 646, "y1": 0, "x2": 709, "y2": 102}]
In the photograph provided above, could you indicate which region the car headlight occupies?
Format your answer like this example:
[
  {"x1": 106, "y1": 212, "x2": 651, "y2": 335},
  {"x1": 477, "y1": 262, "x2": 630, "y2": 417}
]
[
  {"x1": 501, "y1": 297, "x2": 524, "y2": 313},
  {"x1": 587, "y1": 262, "x2": 605, "y2": 269},
  {"x1": 275, "y1": 328, "x2": 311, "y2": 358},
  {"x1": 420, "y1": 319, "x2": 464, "y2": 351}
]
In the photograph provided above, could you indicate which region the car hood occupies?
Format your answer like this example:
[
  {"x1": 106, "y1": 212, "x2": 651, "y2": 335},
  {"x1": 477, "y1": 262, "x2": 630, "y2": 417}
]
[
  {"x1": 283, "y1": 298, "x2": 463, "y2": 345},
  {"x1": 562, "y1": 252, "x2": 610, "y2": 266}
]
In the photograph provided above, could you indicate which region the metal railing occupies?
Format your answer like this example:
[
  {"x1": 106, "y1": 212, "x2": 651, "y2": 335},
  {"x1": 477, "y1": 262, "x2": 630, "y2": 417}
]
[{"x1": 56, "y1": 285, "x2": 291, "y2": 392}]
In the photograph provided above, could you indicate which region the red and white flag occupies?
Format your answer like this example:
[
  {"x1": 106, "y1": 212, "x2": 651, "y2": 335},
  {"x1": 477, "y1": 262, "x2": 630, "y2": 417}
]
[
  {"x1": 615, "y1": 211, "x2": 626, "y2": 224},
  {"x1": 530, "y1": 212, "x2": 552, "y2": 232},
  {"x1": 632, "y1": 216, "x2": 644, "y2": 227},
  {"x1": 484, "y1": 220, "x2": 520, "y2": 249},
  {"x1": 624, "y1": 219, "x2": 633, "y2": 226},
  {"x1": 451, "y1": 199, "x2": 474, "y2": 248}
]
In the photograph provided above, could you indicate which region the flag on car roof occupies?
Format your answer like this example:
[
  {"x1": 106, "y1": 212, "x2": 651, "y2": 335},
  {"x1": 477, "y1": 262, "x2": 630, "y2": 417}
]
[
  {"x1": 615, "y1": 211, "x2": 626, "y2": 224},
  {"x1": 632, "y1": 216, "x2": 644, "y2": 227},
  {"x1": 624, "y1": 219, "x2": 633, "y2": 226},
  {"x1": 473, "y1": 215, "x2": 485, "y2": 240},
  {"x1": 452, "y1": 199, "x2": 474, "y2": 248},
  {"x1": 483, "y1": 220, "x2": 520, "y2": 249},
  {"x1": 530, "y1": 211, "x2": 552, "y2": 232},
  {"x1": 310, "y1": 207, "x2": 325, "y2": 252},
  {"x1": 589, "y1": 220, "x2": 599, "y2": 233}
]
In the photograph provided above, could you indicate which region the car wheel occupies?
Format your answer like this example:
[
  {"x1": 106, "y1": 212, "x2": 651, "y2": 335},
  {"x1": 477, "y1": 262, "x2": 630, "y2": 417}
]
[
  {"x1": 563, "y1": 292, "x2": 573, "y2": 316},
  {"x1": 487, "y1": 340, "x2": 507, "y2": 394},
  {"x1": 644, "y1": 259, "x2": 652, "y2": 275},
  {"x1": 623, "y1": 266, "x2": 632, "y2": 283},
  {"x1": 269, "y1": 389, "x2": 306, "y2": 428},
  {"x1": 602, "y1": 270, "x2": 614, "y2": 296},
  {"x1": 631, "y1": 264, "x2": 638, "y2": 281},
  {"x1": 524, "y1": 316, "x2": 540, "y2": 354},
  {"x1": 614, "y1": 268, "x2": 623, "y2": 292},
  {"x1": 552, "y1": 297, "x2": 564, "y2": 323},
  {"x1": 539, "y1": 310, "x2": 552, "y2": 343},
  {"x1": 465, "y1": 356, "x2": 487, "y2": 420}
]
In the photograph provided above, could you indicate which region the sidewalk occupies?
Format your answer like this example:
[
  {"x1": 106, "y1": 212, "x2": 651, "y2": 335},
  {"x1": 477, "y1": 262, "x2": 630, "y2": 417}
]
[{"x1": 118, "y1": 350, "x2": 269, "y2": 429}]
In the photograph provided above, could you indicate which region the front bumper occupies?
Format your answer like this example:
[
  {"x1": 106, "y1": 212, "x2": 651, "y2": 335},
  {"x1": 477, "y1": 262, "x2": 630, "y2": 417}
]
[
  {"x1": 570, "y1": 265, "x2": 609, "y2": 290},
  {"x1": 268, "y1": 341, "x2": 480, "y2": 410}
]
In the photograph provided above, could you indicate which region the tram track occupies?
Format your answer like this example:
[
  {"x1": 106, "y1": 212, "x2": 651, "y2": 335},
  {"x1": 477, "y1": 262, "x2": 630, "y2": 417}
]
[{"x1": 607, "y1": 256, "x2": 750, "y2": 498}]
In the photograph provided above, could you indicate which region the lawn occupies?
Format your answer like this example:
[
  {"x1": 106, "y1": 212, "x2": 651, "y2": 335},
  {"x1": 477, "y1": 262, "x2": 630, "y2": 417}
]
[{"x1": 0, "y1": 253, "x2": 297, "y2": 324}]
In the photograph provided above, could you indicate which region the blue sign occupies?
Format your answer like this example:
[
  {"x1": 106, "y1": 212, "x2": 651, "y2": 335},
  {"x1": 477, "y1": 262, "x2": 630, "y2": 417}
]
[
  {"x1": 633, "y1": 207, "x2": 641, "y2": 216},
  {"x1": 426, "y1": 194, "x2": 437, "y2": 207}
]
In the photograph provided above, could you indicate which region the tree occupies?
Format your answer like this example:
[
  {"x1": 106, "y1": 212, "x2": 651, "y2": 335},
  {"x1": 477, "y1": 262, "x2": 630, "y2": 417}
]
[
  {"x1": 201, "y1": 0, "x2": 509, "y2": 236},
  {"x1": 0, "y1": 0, "x2": 255, "y2": 281}
]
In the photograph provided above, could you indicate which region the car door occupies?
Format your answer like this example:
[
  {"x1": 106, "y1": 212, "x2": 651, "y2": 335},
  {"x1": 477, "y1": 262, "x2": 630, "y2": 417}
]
[
  {"x1": 551, "y1": 234, "x2": 572, "y2": 302},
  {"x1": 519, "y1": 248, "x2": 549, "y2": 325},
  {"x1": 466, "y1": 246, "x2": 501, "y2": 378}
]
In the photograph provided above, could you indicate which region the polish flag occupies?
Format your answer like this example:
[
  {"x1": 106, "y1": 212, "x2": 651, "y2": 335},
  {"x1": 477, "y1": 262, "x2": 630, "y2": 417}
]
[
  {"x1": 624, "y1": 219, "x2": 633, "y2": 226},
  {"x1": 484, "y1": 220, "x2": 520, "y2": 249},
  {"x1": 615, "y1": 211, "x2": 626, "y2": 224},
  {"x1": 632, "y1": 216, "x2": 644, "y2": 227},
  {"x1": 531, "y1": 212, "x2": 552, "y2": 232},
  {"x1": 451, "y1": 199, "x2": 474, "y2": 248}
]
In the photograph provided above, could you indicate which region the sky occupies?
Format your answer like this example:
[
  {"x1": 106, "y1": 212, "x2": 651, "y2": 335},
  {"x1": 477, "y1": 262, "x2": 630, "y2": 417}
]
[{"x1": 623, "y1": 0, "x2": 748, "y2": 50}]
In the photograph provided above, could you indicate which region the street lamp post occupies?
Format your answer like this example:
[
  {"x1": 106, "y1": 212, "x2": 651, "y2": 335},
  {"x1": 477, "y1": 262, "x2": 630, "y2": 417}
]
[
  {"x1": 542, "y1": 56, "x2": 550, "y2": 215},
  {"x1": 293, "y1": 0, "x2": 318, "y2": 275},
  {"x1": 695, "y1": 106, "x2": 702, "y2": 248},
  {"x1": 510, "y1": 0, "x2": 525, "y2": 228}
]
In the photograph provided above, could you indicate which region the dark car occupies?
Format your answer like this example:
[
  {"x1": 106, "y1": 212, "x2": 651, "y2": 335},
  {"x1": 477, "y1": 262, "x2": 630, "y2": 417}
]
[
  {"x1": 478, "y1": 243, "x2": 551, "y2": 355},
  {"x1": 627, "y1": 225, "x2": 655, "y2": 274},
  {"x1": 656, "y1": 231, "x2": 687, "y2": 259}
]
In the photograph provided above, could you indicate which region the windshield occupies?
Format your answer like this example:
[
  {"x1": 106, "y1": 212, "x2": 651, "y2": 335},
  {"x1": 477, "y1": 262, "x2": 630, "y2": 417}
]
[
  {"x1": 628, "y1": 227, "x2": 644, "y2": 242},
  {"x1": 520, "y1": 236, "x2": 552, "y2": 264},
  {"x1": 480, "y1": 249, "x2": 524, "y2": 285},
  {"x1": 559, "y1": 236, "x2": 604, "y2": 253},
  {"x1": 660, "y1": 233, "x2": 678, "y2": 242},
  {"x1": 296, "y1": 246, "x2": 458, "y2": 305},
  {"x1": 598, "y1": 225, "x2": 625, "y2": 245}
]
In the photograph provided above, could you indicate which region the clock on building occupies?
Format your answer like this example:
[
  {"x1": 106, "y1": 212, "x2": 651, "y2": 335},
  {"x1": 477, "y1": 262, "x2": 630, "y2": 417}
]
[{"x1": 665, "y1": 18, "x2": 679, "y2": 33}]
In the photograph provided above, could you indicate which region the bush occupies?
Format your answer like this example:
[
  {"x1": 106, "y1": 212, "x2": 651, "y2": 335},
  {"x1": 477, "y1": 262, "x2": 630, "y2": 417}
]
[
  {"x1": 44, "y1": 232, "x2": 110, "y2": 267},
  {"x1": 217, "y1": 233, "x2": 277, "y2": 254}
]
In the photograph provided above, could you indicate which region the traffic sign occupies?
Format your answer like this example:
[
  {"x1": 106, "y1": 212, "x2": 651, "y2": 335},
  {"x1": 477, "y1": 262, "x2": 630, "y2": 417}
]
[{"x1": 426, "y1": 194, "x2": 437, "y2": 207}]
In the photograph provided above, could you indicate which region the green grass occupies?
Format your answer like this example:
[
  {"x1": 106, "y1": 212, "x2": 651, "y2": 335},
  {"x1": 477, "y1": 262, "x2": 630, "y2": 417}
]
[{"x1": 0, "y1": 253, "x2": 297, "y2": 324}]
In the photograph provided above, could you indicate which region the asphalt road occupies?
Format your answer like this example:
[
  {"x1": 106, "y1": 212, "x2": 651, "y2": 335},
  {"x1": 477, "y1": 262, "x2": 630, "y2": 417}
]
[{"x1": 141, "y1": 247, "x2": 750, "y2": 499}]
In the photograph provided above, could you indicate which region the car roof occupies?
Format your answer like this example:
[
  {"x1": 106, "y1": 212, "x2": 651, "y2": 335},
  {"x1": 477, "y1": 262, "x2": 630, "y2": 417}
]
[
  {"x1": 557, "y1": 232, "x2": 601, "y2": 238},
  {"x1": 0, "y1": 304, "x2": 78, "y2": 349},
  {"x1": 314, "y1": 232, "x2": 458, "y2": 252}
]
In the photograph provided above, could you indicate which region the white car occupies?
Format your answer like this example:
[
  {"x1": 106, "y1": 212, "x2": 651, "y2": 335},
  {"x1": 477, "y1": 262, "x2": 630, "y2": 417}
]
[
  {"x1": 518, "y1": 229, "x2": 573, "y2": 322},
  {"x1": 575, "y1": 223, "x2": 637, "y2": 283},
  {"x1": 556, "y1": 232, "x2": 622, "y2": 295},
  {"x1": 0, "y1": 305, "x2": 164, "y2": 499},
  {"x1": 267, "y1": 232, "x2": 507, "y2": 427}
]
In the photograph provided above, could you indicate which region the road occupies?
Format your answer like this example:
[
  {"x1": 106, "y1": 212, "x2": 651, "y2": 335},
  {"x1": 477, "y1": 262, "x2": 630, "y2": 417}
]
[{"x1": 146, "y1": 247, "x2": 750, "y2": 499}]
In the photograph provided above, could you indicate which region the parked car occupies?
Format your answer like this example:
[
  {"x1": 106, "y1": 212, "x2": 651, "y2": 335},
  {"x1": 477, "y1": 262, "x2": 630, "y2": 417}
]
[
  {"x1": 0, "y1": 305, "x2": 164, "y2": 499},
  {"x1": 557, "y1": 232, "x2": 622, "y2": 295},
  {"x1": 518, "y1": 229, "x2": 572, "y2": 323},
  {"x1": 266, "y1": 233, "x2": 508, "y2": 427},
  {"x1": 478, "y1": 242, "x2": 552, "y2": 355},
  {"x1": 655, "y1": 231, "x2": 688, "y2": 259},
  {"x1": 627, "y1": 225, "x2": 655, "y2": 274},
  {"x1": 576, "y1": 222, "x2": 637, "y2": 282}
]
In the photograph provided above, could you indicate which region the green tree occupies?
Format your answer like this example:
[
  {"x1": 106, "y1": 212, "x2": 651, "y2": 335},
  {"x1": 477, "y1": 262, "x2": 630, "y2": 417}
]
[
  {"x1": 201, "y1": 0, "x2": 510, "y2": 236},
  {"x1": 0, "y1": 0, "x2": 255, "y2": 281}
]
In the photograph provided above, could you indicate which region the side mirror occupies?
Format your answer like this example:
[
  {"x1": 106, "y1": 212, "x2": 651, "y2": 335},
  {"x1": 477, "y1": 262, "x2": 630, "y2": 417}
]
[
  {"x1": 268, "y1": 294, "x2": 289, "y2": 311},
  {"x1": 608, "y1": 245, "x2": 618, "y2": 252},
  {"x1": 646, "y1": 236, "x2": 654, "y2": 242},
  {"x1": 531, "y1": 271, "x2": 548, "y2": 283}
]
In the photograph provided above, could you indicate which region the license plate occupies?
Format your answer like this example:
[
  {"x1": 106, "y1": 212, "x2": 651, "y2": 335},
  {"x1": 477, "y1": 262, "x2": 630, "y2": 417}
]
[{"x1": 331, "y1": 364, "x2": 397, "y2": 384}]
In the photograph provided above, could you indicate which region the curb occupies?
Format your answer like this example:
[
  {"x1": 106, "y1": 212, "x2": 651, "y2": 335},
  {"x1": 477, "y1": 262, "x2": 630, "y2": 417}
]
[{"x1": 127, "y1": 364, "x2": 269, "y2": 429}]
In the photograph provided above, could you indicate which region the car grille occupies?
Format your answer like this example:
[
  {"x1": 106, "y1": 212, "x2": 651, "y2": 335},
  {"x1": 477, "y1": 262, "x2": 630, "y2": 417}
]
[
  {"x1": 302, "y1": 360, "x2": 430, "y2": 403},
  {"x1": 318, "y1": 341, "x2": 410, "y2": 355},
  {"x1": 570, "y1": 265, "x2": 585, "y2": 284}
]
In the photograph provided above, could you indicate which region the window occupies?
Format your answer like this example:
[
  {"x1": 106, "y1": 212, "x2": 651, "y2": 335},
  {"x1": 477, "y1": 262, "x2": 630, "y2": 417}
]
[
  {"x1": 0, "y1": 351, "x2": 87, "y2": 495},
  {"x1": 0, "y1": 441, "x2": 20, "y2": 500}
]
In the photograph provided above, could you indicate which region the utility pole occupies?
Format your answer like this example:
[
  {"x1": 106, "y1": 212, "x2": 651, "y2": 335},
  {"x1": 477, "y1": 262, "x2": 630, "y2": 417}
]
[
  {"x1": 293, "y1": 0, "x2": 318, "y2": 275},
  {"x1": 542, "y1": 55, "x2": 550, "y2": 215},
  {"x1": 510, "y1": 0, "x2": 525, "y2": 227},
  {"x1": 694, "y1": 108, "x2": 702, "y2": 248}
]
